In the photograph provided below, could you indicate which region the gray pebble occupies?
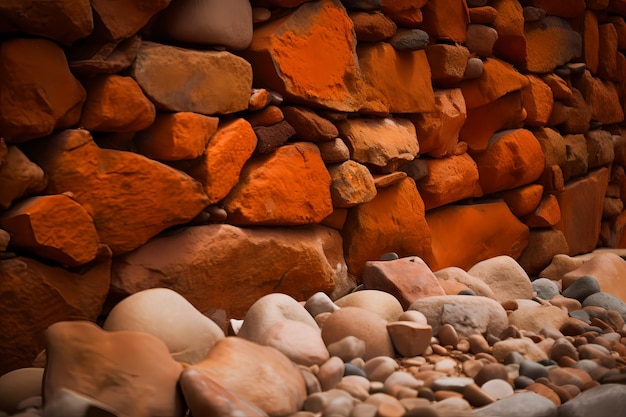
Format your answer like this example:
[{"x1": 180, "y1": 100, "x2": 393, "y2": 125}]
[
  {"x1": 562, "y1": 275, "x2": 600, "y2": 302},
  {"x1": 532, "y1": 278, "x2": 560, "y2": 300}
]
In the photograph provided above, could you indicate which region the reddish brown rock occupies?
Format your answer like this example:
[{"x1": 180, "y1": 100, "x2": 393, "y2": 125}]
[
  {"x1": 558, "y1": 89, "x2": 592, "y2": 135},
  {"x1": 380, "y1": 0, "x2": 427, "y2": 27},
  {"x1": 253, "y1": 120, "x2": 296, "y2": 154},
  {"x1": 181, "y1": 118, "x2": 257, "y2": 204},
  {"x1": 522, "y1": 75, "x2": 553, "y2": 127},
  {"x1": 0, "y1": 0, "x2": 93, "y2": 45},
  {"x1": 131, "y1": 41, "x2": 252, "y2": 115},
  {"x1": 327, "y1": 160, "x2": 377, "y2": 208},
  {"x1": 542, "y1": 74, "x2": 573, "y2": 100},
  {"x1": 533, "y1": 127, "x2": 567, "y2": 168},
  {"x1": 111, "y1": 224, "x2": 351, "y2": 319},
  {"x1": 362, "y1": 256, "x2": 445, "y2": 309},
  {"x1": 502, "y1": 184, "x2": 544, "y2": 217},
  {"x1": 491, "y1": 0, "x2": 526, "y2": 66},
  {"x1": 524, "y1": 194, "x2": 561, "y2": 228},
  {"x1": 598, "y1": 23, "x2": 620, "y2": 81},
  {"x1": 409, "y1": 88, "x2": 466, "y2": 158},
  {"x1": 459, "y1": 91, "x2": 525, "y2": 153},
  {"x1": 222, "y1": 142, "x2": 332, "y2": 225},
  {"x1": 43, "y1": 321, "x2": 184, "y2": 417},
  {"x1": 556, "y1": 167, "x2": 610, "y2": 255},
  {"x1": 349, "y1": 11, "x2": 397, "y2": 42},
  {"x1": 135, "y1": 112, "x2": 219, "y2": 161},
  {"x1": 0, "y1": 146, "x2": 47, "y2": 210},
  {"x1": 336, "y1": 117, "x2": 420, "y2": 173},
  {"x1": 0, "y1": 250, "x2": 111, "y2": 375},
  {"x1": 0, "y1": 195, "x2": 99, "y2": 267},
  {"x1": 426, "y1": 202, "x2": 529, "y2": 271},
  {"x1": 528, "y1": 0, "x2": 585, "y2": 18},
  {"x1": 425, "y1": 44, "x2": 471, "y2": 88},
  {"x1": 91, "y1": 0, "x2": 171, "y2": 41},
  {"x1": 575, "y1": 71, "x2": 624, "y2": 125},
  {"x1": 420, "y1": 0, "x2": 469, "y2": 43},
  {"x1": 358, "y1": 43, "x2": 435, "y2": 114},
  {"x1": 282, "y1": 106, "x2": 339, "y2": 142},
  {"x1": 585, "y1": 130, "x2": 615, "y2": 169},
  {"x1": 190, "y1": 337, "x2": 307, "y2": 416},
  {"x1": 67, "y1": 35, "x2": 142, "y2": 76},
  {"x1": 342, "y1": 177, "x2": 432, "y2": 277},
  {"x1": 473, "y1": 128, "x2": 545, "y2": 195},
  {"x1": 0, "y1": 38, "x2": 86, "y2": 142},
  {"x1": 515, "y1": 228, "x2": 569, "y2": 276},
  {"x1": 583, "y1": 10, "x2": 600, "y2": 74},
  {"x1": 246, "y1": 106, "x2": 284, "y2": 128},
  {"x1": 459, "y1": 58, "x2": 530, "y2": 110},
  {"x1": 466, "y1": 24, "x2": 499, "y2": 58},
  {"x1": 416, "y1": 153, "x2": 483, "y2": 210},
  {"x1": 242, "y1": 0, "x2": 364, "y2": 112},
  {"x1": 524, "y1": 17, "x2": 582, "y2": 73},
  {"x1": 24, "y1": 129, "x2": 209, "y2": 255},
  {"x1": 80, "y1": 75, "x2": 156, "y2": 133}
]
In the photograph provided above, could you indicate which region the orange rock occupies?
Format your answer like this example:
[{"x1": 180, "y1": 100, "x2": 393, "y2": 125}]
[
  {"x1": 459, "y1": 58, "x2": 529, "y2": 110},
  {"x1": 25, "y1": 129, "x2": 210, "y2": 255},
  {"x1": 576, "y1": 71, "x2": 625, "y2": 125},
  {"x1": 583, "y1": 10, "x2": 600, "y2": 74},
  {"x1": 426, "y1": 202, "x2": 529, "y2": 271},
  {"x1": 242, "y1": 0, "x2": 364, "y2": 112},
  {"x1": 223, "y1": 142, "x2": 332, "y2": 225},
  {"x1": 556, "y1": 167, "x2": 610, "y2": 255},
  {"x1": 516, "y1": 228, "x2": 569, "y2": 276},
  {"x1": 0, "y1": 146, "x2": 47, "y2": 210},
  {"x1": 80, "y1": 75, "x2": 156, "y2": 133},
  {"x1": 529, "y1": 0, "x2": 585, "y2": 18},
  {"x1": 245, "y1": 105, "x2": 284, "y2": 127},
  {"x1": 0, "y1": 250, "x2": 111, "y2": 374},
  {"x1": 380, "y1": 0, "x2": 427, "y2": 27},
  {"x1": 409, "y1": 88, "x2": 466, "y2": 158},
  {"x1": 342, "y1": 177, "x2": 433, "y2": 277},
  {"x1": 425, "y1": 44, "x2": 470, "y2": 88},
  {"x1": 184, "y1": 118, "x2": 257, "y2": 204},
  {"x1": 0, "y1": 38, "x2": 86, "y2": 142},
  {"x1": 542, "y1": 73, "x2": 573, "y2": 100},
  {"x1": 522, "y1": 75, "x2": 554, "y2": 127},
  {"x1": 598, "y1": 23, "x2": 620, "y2": 81},
  {"x1": 91, "y1": 0, "x2": 171, "y2": 41},
  {"x1": 533, "y1": 127, "x2": 567, "y2": 168},
  {"x1": 0, "y1": 195, "x2": 99, "y2": 267},
  {"x1": 539, "y1": 165, "x2": 565, "y2": 194},
  {"x1": 562, "y1": 252, "x2": 626, "y2": 303},
  {"x1": 459, "y1": 91, "x2": 525, "y2": 153},
  {"x1": 473, "y1": 128, "x2": 545, "y2": 195},
  {"x1": 358, "y1": 43, "x2": 435, "y2": 114},
  {"x1": 524, "y1": 194, "x2": 562, "y2": 228},
  {"x1": 558, "y1": 88, "x2": 592, "y2": 134},
  {"x1": 327, "y1": 160, "x2": 377, "y2": 208},
  {"x1": 524, "y1": 17, "x2": 583, "y2": 73},
  {"x1": 469, "y1": 6, "x2": 498, "y2": 24},
  {"x1": 417, "y1": 153, "x2": 482, "y2": 210},
  {"x1": 135, "y1": 112, "x2": 219, "y2": 161},
  {"x1": 322, "y1": 208, "x2": 348, "y2": 230},
  {"x1": 502, "y1": 184, "x2": 544, "y2": 217},
  {"x1": 420, "y1": 0, "x2": 469, "y2": 43},
  {"x1": 0, "y1": 0, "x2": 93, "y2": 45},
  {"x1": 349, "y1": 11, "x2": 397, "y2": 42},
  {"x1": 491, "y1": 0, "x2": 526, "y2": 66},
  {"x1": 282, "y1": 106, "x2": 338, "y2": 142}
]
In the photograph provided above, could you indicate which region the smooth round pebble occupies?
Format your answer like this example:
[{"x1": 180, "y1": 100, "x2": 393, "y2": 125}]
[
  {"x1": 562, "y1": 275, "x2": 600, "y2": 302},
  {"x1": 480, "y1": 379, "x2": 513, "y2": 400},
  {"x1": 364, "y1": 356, "x2": 399, "y2": 382},
  {"x1": 474, "y1": 363, "x2": 508, "y2": 386},
  {"x1": 532, "y1": 278, "x2": 560, "y2": 300},
  {"x1": 518, "y1": 359, "x2": 548, "y2": 380}
]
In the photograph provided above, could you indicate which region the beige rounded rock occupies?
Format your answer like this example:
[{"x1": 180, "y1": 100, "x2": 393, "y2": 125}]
[
  {"x1": 259, "y1": 319, "x2": 329, "y2": 366},
  {"x1": 103, "y1": 288, "x2": 225, "y2": 364},
  {"x1": 334, "y1": 290, "x2": 404, "y2": 322},
  {"x1": 492, "y1": 338, "x2": 549, "y2": 362},
  {"x1": 386, "y1": 321, "x2": 432, "y2": 357},
  {"x1": 0, "y1": 368, "x2": 44, "y2": 414},
  {"x1": 507, "y1": 301, "x2": 568, "y2": 333}
]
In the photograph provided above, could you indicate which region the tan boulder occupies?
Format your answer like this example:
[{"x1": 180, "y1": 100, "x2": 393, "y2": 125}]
[
  {"x1": 416, "y1": 153, "x2": 482, "y2": 210},
  {"x1": 492, "y1": 338, "x2": 548, "y2": 362},
  {"x1": 131, "y1": 41, "x2": 252, "y2": 115},
  {"x1": 0, "y1": 195, "x2": 99, "y2": 267},
  {"x1": 91, "y1": 0, "x2": 171, "y2": 41},
  {"x1": 562, "y1": 252, "x2": 626, "y2": 303},
  {"x1": 135, "y1": 112, "x2": 219, "y2": 161},
  {"x1": 426, "y1": 202, "x2": 529, "y2": 271},
  {"x1": 258, "y1": 319, "x2": 330, "y2": 367},
  {"x1": 459, "y1": 58, "x2": 529, "y2": 110},
  {"x1": 0, "y1": 251, "x2": 111, "y2": 375},
  {"x1": 459, "y1": 91, "x2": 525, "y2": 153},
  {"x1": 433, "y1": 267, "x2": 497, "y2": 299},
  {"x1": 24, "y1": 129, "x2": 209, "y2": 255},
  {"x1": 282, "y1": 106, "x2": 339, "y2": 142},
  {"x1": 522, "y1": 75, "x2": 553, "y2": 127},
  {"x1": 468, "y1": 255, "x2": 533, "y2": 302},
  {"x1": 0, "y1": 38, "x2": 86, "y2": 142},
  {"x1": 508, "y1": 301, "x2": 568, "y2": 333},
  {"x1": 318, "y1": 138, "x2": 351, "y2": 163},
  {"x1": 516, "y1": 228, "x2": 569, "y2": 276},
  {"x1": 327, "y1": 160, "x2": 377, "y2": 208},
  {"x1": 502, "y1": 184, "x2": 544, "y2": 217},
  {"x1": 0, "y1": 368, "x2": 45, "y2": 415},
  {"x1": 387, "y1": 321, "x2": 432, "y2": 357},
  {"x1": 408, "y1": 88, "x2": 466, "y2": 158},
  {"x1": 524, "y1": 17, "x2": 582, "y2": 73},
  {"x1": 473, "y1": 128, "x2": 545, "y2": 195},
  {"x1": 336, "y1": 117, "x2": 419, "y2": 173},
  {"x1": 556, "y1": 167, "x2": 609, "y2": 255},
  {"x1": 358, "y1": 43, "x2": 435, "y2": 113},
  {"x1": 43, "y1": 321, "x2": 184, "y2": 417},
  {"x1": 0, "y1": 0, "x2": 92, "y2": 45},
  {"x1": 425, "y1": 44, "x2": 470, "y2": 88},
  {"x1": 222, "y1": 142, "x2": 332, "y2": 225},
  {"x1": 362, "y1": 256, "x2": 445, "y2": 309},
  {"x1": 334, "y1": 290, "x2": 404, "y2": 322},
  {"x1": 111, "y1": 224, "x2": 351, "y2": 319},
  {"x1": 491, "y1": 0, "x2": 526, "y2": 66},
  {"x1": 342, "y1": 177, "x2": 432, "y2": 277},
  {"x1": 350, "y1": 11, "x2": 397, "y2": 42},
  {"x1": 242, "y1": 0, "x2": 364, "y2": 112},
  {"x1": 420, "y1": 0, "x2": 469, "y2": 43},
  {"x1": 0, "y1": 145, "x2": 46, "y2": 209},
  {"x1": 190, "y1": 337, "x2": 307, "y2": 416},
  {"x1": 381, "y1": 0, "x2": 427, "y2": 27}
]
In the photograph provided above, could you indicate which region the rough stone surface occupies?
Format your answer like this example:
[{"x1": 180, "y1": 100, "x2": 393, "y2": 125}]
[{"x1": 0, "y1": 146, "x2": 47, "y2": 210}]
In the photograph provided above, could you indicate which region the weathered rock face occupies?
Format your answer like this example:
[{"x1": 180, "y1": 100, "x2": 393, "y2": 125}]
[{"x1": 111, "y1": 224, "x2": 351, "y2": 318}]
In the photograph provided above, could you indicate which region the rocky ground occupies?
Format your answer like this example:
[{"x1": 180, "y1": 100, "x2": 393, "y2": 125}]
[{"x1": 1, "y1": 250, "x2": 626, "y2": 417}]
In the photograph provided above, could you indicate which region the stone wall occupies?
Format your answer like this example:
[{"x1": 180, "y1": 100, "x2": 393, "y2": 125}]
[{"x1": 1, "y1": 0, "x2": 626, "y2": 373}]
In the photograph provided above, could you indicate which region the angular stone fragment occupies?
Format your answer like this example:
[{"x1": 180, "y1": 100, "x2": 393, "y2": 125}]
[
  {"x1": 380, "y1": 0, "x2": 427, "y2": 27},
  {"x1": 491, "y1": 0, "x2": 526, "y2": 66},
  {"x1": 522, "y1": 75, "x2": 553, "y2": 127},
  {"x1": 67, "y1": 36, "x2": 142, "y2": 76},
  {"x1": 524, "y1": 17, "x2": 582, "y2": 73},
  {"x1": 131, "y1": 41, "x2": 252, "y2": 115},
  {"x1": 387, "y1": 321, "x2": 432, "y2": 357},
  {"x1": 222, "y1": 142, "x2": 332, "y2": 225},
  {"x1": 575, "y1": 71, "x2": 624, "y2": 125},
  {"x1": 420, "y1": 0, "x2": 469, "y2": 43},
  {"x1": 524, "y1": 194, "x2": 561, "y2": 228},
  {"x1": 24, "y1": 129, "x2": 210, "y2": 255},
  {"x1": 425, "y1": 44, "x2": 471, "y2": 88},
  {"x1": 327, "y1": 160, "x2": 377, "y2": 208},
  {"x1": 91, "y1": 0, "x2": 171, "y2": 41},
  {"x1": 349, "y1": 11, "x2": 397, "y2": 42},
  {"x1": 0, "y1": 146, "x2": 47, "y2": 209},
  {"x1": 282, "y1": 106, "x2": 339, "y2": 142}
]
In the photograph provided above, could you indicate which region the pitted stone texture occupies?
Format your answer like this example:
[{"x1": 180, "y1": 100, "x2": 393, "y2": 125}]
[
  {"x1": 350, "y1": 11, "x2": 397, "y2": 43},
  {"x1": 524, "y1": 16, "x2": 582, "y2": 73},
  {"x1": 24, "y1": 129, "x2": 210, "y2": 255},
  {"x1": 468, "y1": 255, "x2": 533, "y2": 303},
  {"x1": 408, "y1": 295, "x2": 508, "y2": 338},
  {"x1": 131, "y1": 41, "x2": 252, "y2": 115},
  {"x1": 222, "y1": 142, "x2": 332, "y2": 226},
  {"x1": 112, "y1": 224, "x2": 350, "y2": 319},
  {"x1": 327, "y1": 160, "x2": 377, "y2": 208},
  {"x1": 425, "y1": 43, "x2": 470, "y2": 88}
]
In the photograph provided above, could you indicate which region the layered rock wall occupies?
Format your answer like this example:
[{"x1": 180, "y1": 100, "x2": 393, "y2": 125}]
[{"x1": 1, "y1": 0, "x2": 626, "y2": 373}]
